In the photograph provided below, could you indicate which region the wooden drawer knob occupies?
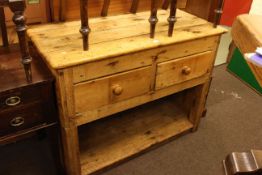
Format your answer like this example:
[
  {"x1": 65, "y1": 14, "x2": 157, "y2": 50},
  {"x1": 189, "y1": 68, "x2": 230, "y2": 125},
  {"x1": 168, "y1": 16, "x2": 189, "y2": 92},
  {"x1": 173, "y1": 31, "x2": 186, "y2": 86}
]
[
  {"x1": 5, "y1": 96, "x2": 21, "y2": 106},
  {"x1": 10, "y1": 117, "x2": 25, "y2": 127},
  {"x1": 182, "y1": 66, "x2": 191, "y2": 75},
  {"x1": 112, "y1": 84, "x2": 123, "y2": 96}
]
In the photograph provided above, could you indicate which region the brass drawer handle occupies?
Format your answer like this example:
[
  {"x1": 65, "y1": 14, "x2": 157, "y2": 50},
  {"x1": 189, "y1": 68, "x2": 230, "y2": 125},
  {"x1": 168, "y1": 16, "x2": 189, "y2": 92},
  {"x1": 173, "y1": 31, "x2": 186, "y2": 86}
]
[
  {"x1": 5, "y1": 96, "x2": 21, "y2": 106},
  {"x1": 182, "y1": 66, "x2": 191, "y2": 75},
  {"x1": 10, "y1": 117, "x2": 25, "y2": 127},
  {"x1": 112, "y1": 84, "x2": 123, "y2": 96}
]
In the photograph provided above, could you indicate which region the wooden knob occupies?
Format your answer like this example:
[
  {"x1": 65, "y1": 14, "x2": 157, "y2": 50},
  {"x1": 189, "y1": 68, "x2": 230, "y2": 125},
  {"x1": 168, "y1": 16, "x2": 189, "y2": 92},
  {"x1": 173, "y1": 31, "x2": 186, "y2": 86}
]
[
  {"x1": 182, "y1": 66, "x2": 191, "y2": 75},
  {"x1": 112, "y1": 84, "x2": 123, "y2": 96}
]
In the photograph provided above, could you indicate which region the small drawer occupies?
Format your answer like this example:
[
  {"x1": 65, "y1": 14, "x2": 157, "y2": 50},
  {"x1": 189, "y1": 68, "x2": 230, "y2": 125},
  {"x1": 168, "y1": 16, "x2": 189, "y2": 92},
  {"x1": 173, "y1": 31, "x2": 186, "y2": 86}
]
[
  {"x1": 0, "y1": 102, "x2": 45, "y2": 137},
  {"x1": 0, "y1": 86, "x2": 42, "y2": 110},
  {"x1": 155, "y1": 51, "x2": 213, "y2": 90},
  {"x1": 72, "y1": 36, "x2": 219, "y2": 83},
  {"x1": 74, "y1": 67, "x2": 152, "y2": 113}
]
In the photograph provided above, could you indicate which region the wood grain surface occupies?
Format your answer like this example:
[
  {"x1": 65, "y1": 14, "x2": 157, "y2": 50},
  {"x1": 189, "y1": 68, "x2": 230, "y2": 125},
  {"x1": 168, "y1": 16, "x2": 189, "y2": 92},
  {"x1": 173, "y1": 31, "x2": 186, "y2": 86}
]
[
  {"x1": 79, "y1": 95, "x2": 193, "y2": 175},
  {"x1": 27, "y1": 9, "x2": 226, "y2": 69}
]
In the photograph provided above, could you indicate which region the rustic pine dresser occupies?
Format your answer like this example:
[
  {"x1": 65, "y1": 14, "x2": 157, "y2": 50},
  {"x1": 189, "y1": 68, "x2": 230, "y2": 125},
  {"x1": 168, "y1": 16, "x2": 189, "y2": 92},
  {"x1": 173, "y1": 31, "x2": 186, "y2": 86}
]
[{"x1": 27, "y1": 9, "x2": 226, "y2": 175}]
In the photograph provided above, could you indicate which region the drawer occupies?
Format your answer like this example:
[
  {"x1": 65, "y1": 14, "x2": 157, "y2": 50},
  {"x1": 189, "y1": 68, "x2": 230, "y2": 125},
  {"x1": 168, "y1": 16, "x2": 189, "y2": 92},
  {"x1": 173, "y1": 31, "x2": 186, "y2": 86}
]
[
  {"x1": 155, "y1": 51, "x2": 213, "y2": 90},
  {"x1": 0, "y1": 86, "x2": 42, "y2": 110},
  {"x1": 73, "y1": 52, "x2": 152, "y2": 83},
  {"x1": 74, "y1": 67, "x2": 152, "y2": 113},
  {"x1": 0, "y1": 101, "x2": 45, "y2": 137},
  {"x1": 72, "y1": 36, "x2": 218, "y2": 83}
]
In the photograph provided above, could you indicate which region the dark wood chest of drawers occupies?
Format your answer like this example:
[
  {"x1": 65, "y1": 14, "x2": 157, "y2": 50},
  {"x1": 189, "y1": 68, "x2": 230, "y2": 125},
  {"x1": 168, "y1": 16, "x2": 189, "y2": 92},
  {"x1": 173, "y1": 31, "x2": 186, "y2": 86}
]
[{"x1": 0, "y1": 45, "x2": 57, "y2": 144}]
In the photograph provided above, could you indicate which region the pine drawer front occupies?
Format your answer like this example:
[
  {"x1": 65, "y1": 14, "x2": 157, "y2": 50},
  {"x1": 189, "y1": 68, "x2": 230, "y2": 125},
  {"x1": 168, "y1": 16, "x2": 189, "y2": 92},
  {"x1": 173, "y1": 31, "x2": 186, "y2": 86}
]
[
  {"x1": 74, "y1": 67, "x2": 152, "y2": 114},
  {"x1": 155, "y1": 51, "x2": 213, "y2": 90},
  {"x1": 0, "y1": 102, "x2": 45, "y2": 137},
  {"x1": 72, "y1": 52, "x2": 153, "y2": 84},
  {"x1": 72, "y1": 36, "x2": 218, "y2": 84}
]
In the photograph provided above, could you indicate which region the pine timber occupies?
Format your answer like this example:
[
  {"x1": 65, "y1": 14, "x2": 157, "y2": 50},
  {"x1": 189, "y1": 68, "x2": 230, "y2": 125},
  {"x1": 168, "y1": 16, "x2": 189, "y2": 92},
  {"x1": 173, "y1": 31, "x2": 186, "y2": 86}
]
[
  {"x1": 27, "y1": 9, "x2": 226, "y2": 175},
  {"x1": 79, "y1": 95, "x2": 193, "y2": 175}
]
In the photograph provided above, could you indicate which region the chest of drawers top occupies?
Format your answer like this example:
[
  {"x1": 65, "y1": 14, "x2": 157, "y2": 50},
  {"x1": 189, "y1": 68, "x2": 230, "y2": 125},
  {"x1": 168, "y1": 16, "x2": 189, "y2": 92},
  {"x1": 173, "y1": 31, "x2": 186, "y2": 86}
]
[{"x1": 27, "y1": 9, "x2": 226, "y2": 70}]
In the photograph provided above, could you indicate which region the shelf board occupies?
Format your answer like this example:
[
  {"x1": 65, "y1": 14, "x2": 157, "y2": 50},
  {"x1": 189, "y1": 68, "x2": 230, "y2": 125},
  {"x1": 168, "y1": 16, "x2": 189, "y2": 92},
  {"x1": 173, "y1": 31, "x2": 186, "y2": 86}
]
[{"x1": 79, "y1": 96, "x2": 193, "y2": 175}]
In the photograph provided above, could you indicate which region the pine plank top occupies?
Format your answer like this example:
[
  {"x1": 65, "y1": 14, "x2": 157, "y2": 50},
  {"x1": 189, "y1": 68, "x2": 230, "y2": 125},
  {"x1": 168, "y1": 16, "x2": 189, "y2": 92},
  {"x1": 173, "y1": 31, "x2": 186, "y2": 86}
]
[
  {"x1": 232, "y1": 14, "x2": 262, "y2": 53},
  {"x1": 27, "y1": 9, "x2": 227, "y2": 69}
]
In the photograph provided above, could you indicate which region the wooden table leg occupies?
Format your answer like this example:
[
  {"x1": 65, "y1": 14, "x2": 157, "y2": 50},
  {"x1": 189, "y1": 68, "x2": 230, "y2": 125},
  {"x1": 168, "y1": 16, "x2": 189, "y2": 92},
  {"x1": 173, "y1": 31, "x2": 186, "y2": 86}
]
[
  {"x1": 149, "y1": 0, "x2": 158, "y2": 38},
  {"x1": 189, "y1": 79, "x2": 212, "y2": 131},
  {"x1": 167, "y1": 0, "x2": 177, "y2": 37},
  {"x1": 79, "y1": 0, "x2": 90, "y2": 51},
  {"x1": 130, "y1": 0, "x2": 139, "y2": 14},
  {"x1": 162, "y1": 0, "x2": 169, "y2": 10},
  {"x1": 0, "y1": 7, "x2": 8, "y2": 47},
  {"x1": 61, "y1": 123, "x2": 81, "y2": 175},
  {"x1": 101, "y1": 0, "x2": 110, "y2": 17},
  {"x1": 9, "y1": 1, "x2": 32, "y2": 82}
]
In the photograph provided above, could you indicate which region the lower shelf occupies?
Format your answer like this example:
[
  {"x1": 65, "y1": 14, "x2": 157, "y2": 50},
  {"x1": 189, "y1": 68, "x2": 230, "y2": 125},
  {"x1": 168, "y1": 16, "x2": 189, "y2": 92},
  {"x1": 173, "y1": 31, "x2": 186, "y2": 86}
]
[{"x1": 79, "y1": 95, "x2": 193, "y2": 175}]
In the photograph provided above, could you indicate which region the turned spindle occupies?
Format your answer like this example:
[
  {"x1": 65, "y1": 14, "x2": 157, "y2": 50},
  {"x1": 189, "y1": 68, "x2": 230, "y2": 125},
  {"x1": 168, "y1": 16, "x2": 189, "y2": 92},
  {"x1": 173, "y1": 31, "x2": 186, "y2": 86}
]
[
  {"x1": 162, "y1": 0, "x2": 169, "y2": 10},
  {"x1": 213, "y1": 0, "x2": 225, "y2": 28},
  {"x1": 148, "y1": 0, "x2": 158, "y2": 38},
  {"x1": 130, "y1": 0, "x2": 139, "y2": 14},
  {"x1": 167, "y1": 0, "x2": 177, "y2": 37},
  {"x1": 101, "y1": 0, "x2": 110, "y2": 17},
  {"x1": 9, "y1": 0, "x2": 32, "y2": 82},
  {"x1": 79, "y1": 0, "x2": 90, "y2": 51}
]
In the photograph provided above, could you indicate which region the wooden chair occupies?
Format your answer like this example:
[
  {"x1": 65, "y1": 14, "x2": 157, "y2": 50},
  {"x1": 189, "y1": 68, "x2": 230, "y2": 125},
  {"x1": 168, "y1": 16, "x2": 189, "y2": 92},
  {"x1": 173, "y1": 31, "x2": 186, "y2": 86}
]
[
  {"x1": 78, "y1": 0, "x2": 179, "y2": 50},
  {"x1": 78, "y1": 0, "x2": 224, "y2": 51},
  {"x1": 0, "y1": 0, "x2": 32, "y2": 82}
]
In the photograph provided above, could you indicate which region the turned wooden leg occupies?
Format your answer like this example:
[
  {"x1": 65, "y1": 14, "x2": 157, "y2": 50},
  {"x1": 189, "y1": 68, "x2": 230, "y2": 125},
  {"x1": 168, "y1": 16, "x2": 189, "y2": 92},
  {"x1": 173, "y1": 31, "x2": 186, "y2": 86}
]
[
  {"x1": 167, "y1": 0, "x2": 177, "y2": 37},
  {"x1": 162, "y1": 0, "x2": 169, "y2": 10},
  {"x1": 130, "y1": 0, "x2": 139, "y2": 14},
  {"x1": 213, "y1": 0, "x2": 224, "y2": 28},
  {"x1": 101, "y1": 0, "x2": 110, "y2": 17},
  {"x1": 9, "y1": 0, "x2": 32, "y2": 82},
  {"x1": 79, "y1": 0, "x2": 90, "y2": 51},
  {"x1": 0, "y1": 7, "x2": 8, "y2": 47},
  {"x1": 148, "y1": 0, "x2": 158, "y2": 38}
]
